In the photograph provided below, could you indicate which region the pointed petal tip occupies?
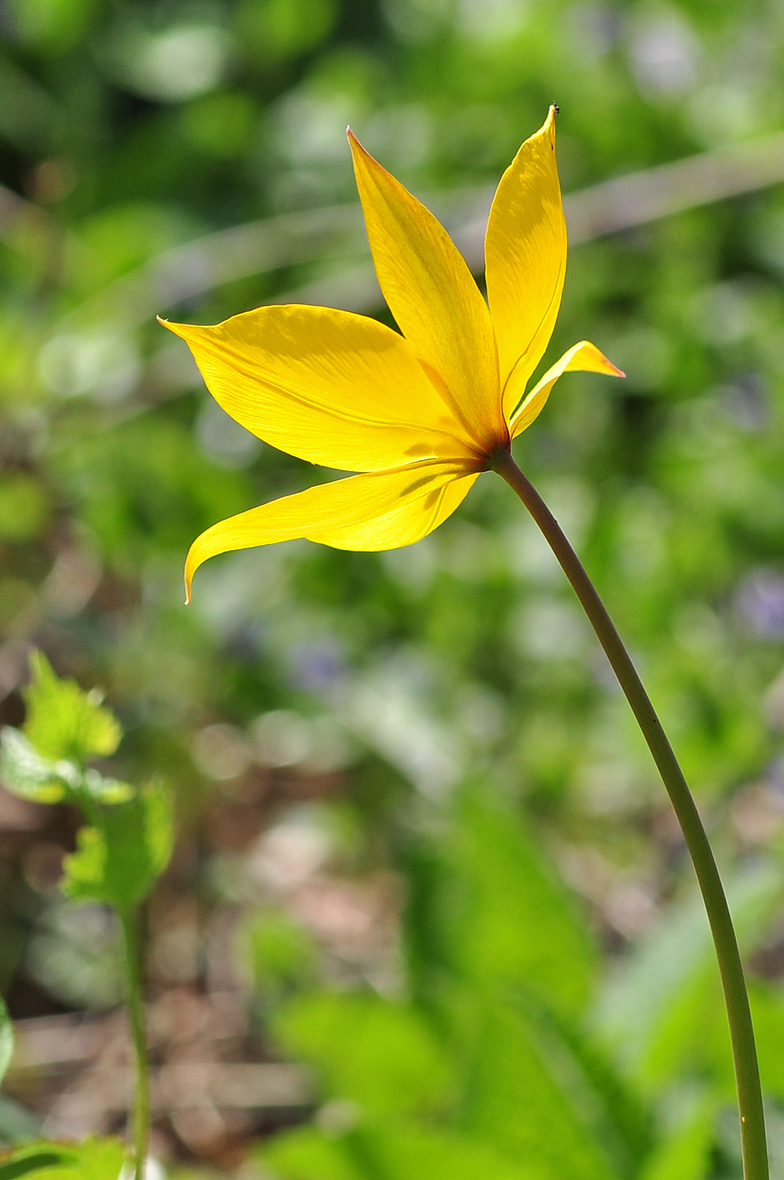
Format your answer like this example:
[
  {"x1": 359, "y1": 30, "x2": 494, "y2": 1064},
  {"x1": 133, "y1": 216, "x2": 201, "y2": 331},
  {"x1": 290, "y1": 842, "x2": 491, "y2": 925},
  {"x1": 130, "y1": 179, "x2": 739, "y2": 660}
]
[
  {"x1": 158, "y1": 317, "x2": 208, "y2": 343},
  {"x1": 158, "y1": 315, "x2": 187, "y2": 338},
  {"x1": 347, "y1": 127, "x2": 370, "y2": 161},
  {"x1": 575, "y1": 340, "x2": 626, "y2": 379},
  {"x1": 541, "y1": 104, "x2": 558, "y2": 140}
]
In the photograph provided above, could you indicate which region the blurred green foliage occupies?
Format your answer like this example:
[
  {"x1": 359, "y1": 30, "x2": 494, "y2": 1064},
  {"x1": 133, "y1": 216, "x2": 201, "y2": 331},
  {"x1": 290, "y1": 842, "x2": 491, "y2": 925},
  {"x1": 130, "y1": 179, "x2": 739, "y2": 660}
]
[
  {"x1": 0, "y1": 656, "x2": 173, "y2": 1175},
  {"x1": 0, "y1": 1139, "x2": 125, "y2": 1179},
  {"x1": 61, "y1": 780, "x2": 173, "y2": 910},
  {"x1": 3, "y1": 0, "x2": 784, "y2": 1175}
]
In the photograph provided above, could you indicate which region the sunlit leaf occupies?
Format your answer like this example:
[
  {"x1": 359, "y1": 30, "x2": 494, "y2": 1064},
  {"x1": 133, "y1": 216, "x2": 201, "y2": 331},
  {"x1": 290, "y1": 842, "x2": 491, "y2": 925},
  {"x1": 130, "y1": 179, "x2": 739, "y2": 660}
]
[
  {"x1": 273, "y1": 991, "x2": 452, "y2": 1121},
  {"x1": 0, "y1": 729, "x2": 131, "y2": 808},
  {"x1": 82, "y1": 769, "x2": 133, "y2": 804},
  {"x1": 0, "y1": 1138, "x2": 124, "y2": 1179},
  {"x1": 23, "y1": 652, "x2": 121, "y2": 764},
  {"x1": 260, "y1": 1122, "x2": 548, "y2": 1180},
  {"x1": 258, "y1": 1126, "x2": 361, "y2": 1180},
  {"x1": 638, "y1": 1095, "x2": 716, "y2": 1180},
  {"x1": 0, "y1": 995, "x2": 14, "y2": 1090},
  {"x1": 0, "y1": 728, "x2": 75, "y2": 803},
  {"x1": 61, "y1": 782, "x2": 174, "y2": 911},
  {"x1": 457, "y1": 1000, "x2": 626, "y2": 1180},
  {"x1": 0, "y1": 1149, "x2": 71, "y2": 1180},
  {"x1": 404, "y1": 786, "x2": 597, "y2": 1019}
]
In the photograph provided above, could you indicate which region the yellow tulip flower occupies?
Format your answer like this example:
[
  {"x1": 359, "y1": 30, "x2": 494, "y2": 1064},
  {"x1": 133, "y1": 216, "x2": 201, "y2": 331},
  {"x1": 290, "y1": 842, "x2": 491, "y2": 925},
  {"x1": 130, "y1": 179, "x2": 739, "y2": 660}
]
[
  {"x1": 158, "y1": 119, "x2": 772, "y2": 1170},
  {"x1": 160, "y1": 106, "x2": 623, "y2": 601}
]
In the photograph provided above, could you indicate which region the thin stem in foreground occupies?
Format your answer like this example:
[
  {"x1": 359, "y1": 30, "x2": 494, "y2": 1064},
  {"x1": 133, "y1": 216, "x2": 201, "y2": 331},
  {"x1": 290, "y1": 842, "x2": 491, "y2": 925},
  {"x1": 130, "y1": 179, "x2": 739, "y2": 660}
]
[
  {"x1": 120, "y1": 908, "x2": 150, "y2": 1180},
  {"x1": 491, "y1": 449, "x2": 768, "y2": 1180}
]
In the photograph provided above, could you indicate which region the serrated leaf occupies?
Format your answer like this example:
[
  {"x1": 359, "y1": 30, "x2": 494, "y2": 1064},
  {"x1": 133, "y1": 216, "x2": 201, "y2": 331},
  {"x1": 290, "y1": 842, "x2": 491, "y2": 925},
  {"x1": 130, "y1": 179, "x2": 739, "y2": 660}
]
[
  {"x1": 83, "y1": 770, "x2": 133, "y2": 804},
  {"x1": 23, "y1": 652, "x2": 121, "y2": 764},
  {"x1": 0, "y1": 1138, "x2": 125, "y2": 1179},
  {"x1": 61, "y1": 827, "x2": 104, "y2": 899},
  {"x1": 62, "y1": 783, "x2": 173, "y2": 911},
  {"x1": 0, "y1": 729, "x2": 76, "y2": 804}
]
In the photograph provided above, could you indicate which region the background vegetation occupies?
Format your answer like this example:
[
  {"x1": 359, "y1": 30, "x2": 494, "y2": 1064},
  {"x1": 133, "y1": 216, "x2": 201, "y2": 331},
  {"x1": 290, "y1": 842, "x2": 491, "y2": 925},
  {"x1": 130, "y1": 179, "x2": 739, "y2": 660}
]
[{"x1": 3, "y1": 0, "x2": 784, "y2": 1175}]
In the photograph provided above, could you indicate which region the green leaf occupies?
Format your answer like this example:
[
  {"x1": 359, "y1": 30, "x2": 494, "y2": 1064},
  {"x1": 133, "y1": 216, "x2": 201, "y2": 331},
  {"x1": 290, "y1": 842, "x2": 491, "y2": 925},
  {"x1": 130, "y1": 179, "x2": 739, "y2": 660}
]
[
  {"x1": 0, "y1": 1151, "x2": 72, "y2": 1180},
  {"x1": 23, "y1": 652, "x2": 121, "y2": 764},
  {"x1": 62, "y1": 782, "x2": 174, "y2": 911},
  {"x1": 404, "y1": 787, "x2": 597, "y2": 1020},
  {"x1": 456, "y1": 1000, "x2": 624, "y2": 1180},
  {"x1": 273, "y1": 992, "x2": 452, "y2": 1121},
  {"x1": 261, "y1": 1123, "x2": 548, "y2": 1180},
  {"x1": 0, "y1": 729, "x2": 76, "y2": 804},
  {"x1": 82, "y1": 770, "x2": 133, "y2": 805},
  {"x1": 0, "y1": 729, "x2": 131, "y2": 809},
  {"x1": 0, "y1": 1139, "x2": 125, "y2": 1179},
  {"x1": 0, "y1": 995, "x2": 14, "y2": 1090},
  {"x1": 259, "y1": 1126, "x2": 362, "y2": 1180},
  {"x1": 364, "y1": 1125, "x2": 548, "y2": 1180},
  {"x1": 638, "y1": 1095, "x2": 716, "y2": 1180}
]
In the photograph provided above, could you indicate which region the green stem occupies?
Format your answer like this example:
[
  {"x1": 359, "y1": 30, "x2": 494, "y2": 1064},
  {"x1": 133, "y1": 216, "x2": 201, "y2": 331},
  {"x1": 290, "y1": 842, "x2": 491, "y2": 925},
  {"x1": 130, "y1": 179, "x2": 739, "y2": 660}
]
[
  {"x1": 120, "y1": 908, "x2": 150, "y2": 1180},
  {"x1": 492, "y1": 449, "x2": 768, "y2": 1180}
]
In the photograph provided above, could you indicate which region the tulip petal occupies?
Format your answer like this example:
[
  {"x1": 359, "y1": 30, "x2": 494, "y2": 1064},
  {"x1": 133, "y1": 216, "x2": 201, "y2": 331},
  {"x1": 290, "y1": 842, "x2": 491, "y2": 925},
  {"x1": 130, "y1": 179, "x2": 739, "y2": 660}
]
[
  {"x1": 348, "y1": 132, "x2": 506, "y2": 452},
  {"x1": 485, "y1": 106, "x2": 567, "y2": 420},
  {"x1": 510, "y1": 340, "x2": 624, "y2": 438},
  {"x1": 185, "y1": 460, "x2": 479, "y2": 600},
  {"x1": 161, "y1": 306, "x2": 479, "y2": 472}
]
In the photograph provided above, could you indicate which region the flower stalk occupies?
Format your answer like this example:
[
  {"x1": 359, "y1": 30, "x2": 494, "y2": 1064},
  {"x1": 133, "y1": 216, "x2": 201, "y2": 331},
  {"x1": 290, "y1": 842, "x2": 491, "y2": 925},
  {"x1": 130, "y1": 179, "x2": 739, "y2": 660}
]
[
  {"x1": 491, "y1": 448, "x2": 768, "y2": 1180},
  {"x1": 120, "y1": 908, "x2": 151, "y2": 1180}
]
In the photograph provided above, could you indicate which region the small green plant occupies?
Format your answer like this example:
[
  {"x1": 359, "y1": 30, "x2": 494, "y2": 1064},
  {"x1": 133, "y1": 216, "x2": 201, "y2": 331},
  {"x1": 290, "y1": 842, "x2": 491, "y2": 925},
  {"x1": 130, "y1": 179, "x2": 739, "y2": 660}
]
[{"x1": 0, "y1": 653, "x2": 174, "y2": 1180}]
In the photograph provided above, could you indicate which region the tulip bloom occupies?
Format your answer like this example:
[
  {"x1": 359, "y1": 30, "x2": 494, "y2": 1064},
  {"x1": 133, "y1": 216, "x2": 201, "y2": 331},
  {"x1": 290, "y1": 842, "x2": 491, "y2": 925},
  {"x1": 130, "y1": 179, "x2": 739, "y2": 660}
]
[
  {"x1": 160, "y1": 116, "x2": 772, "y2": 1175},
  {"x1": 161, "y1": 106, "x2": 622, "y2": 601}
]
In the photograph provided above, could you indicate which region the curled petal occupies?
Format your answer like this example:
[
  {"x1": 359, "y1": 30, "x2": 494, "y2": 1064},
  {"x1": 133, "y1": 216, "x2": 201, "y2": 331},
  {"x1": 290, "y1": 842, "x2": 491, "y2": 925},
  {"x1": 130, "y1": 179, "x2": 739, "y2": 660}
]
[
  {"x1": 485, "y1": 106, "x2": 567, "y2": 420},
  {"x1": 161, "y1": 306, "x2": 477, "y2": 472},
  {"x1": 348, "y1": 131, "x2": 506, "y2": 452},
  {"x1": 185, "y1": 460, "x2": 480, "y2": 600},
  {"x1": 510, "y1": 340, "x2": 624, "y2": 438}
]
